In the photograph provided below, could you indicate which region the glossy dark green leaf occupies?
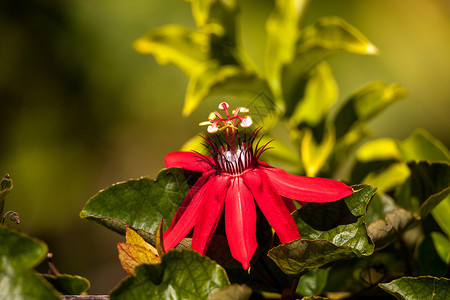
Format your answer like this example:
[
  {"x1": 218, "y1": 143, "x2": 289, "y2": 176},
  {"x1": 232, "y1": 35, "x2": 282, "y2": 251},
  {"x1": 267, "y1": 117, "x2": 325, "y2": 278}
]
[
  {"x1": 297, "y1": 268, "x2": 330, "y2": 296},
  {"x1": 43, "y1": 274, "x2": 90, "y2": 295},
  {"x1": 334, "y1": 81, "x2": 407, "y2": 140},
  {"x1": 1, "y1": 174, "x2": 13, "y2": 216},
  {"x1": 134, "y1": 25, "x2": 209, "y2": 76},
  {"x1": 379, "y1": 276, "x2": 450, "y2": 300},
  {"x1": 269, "y1": 186, "x2": 376, "y2": 275},
  {"x1": 80, "y1": 168, "x2": 195, "y2": 241},
  {"x1": 293, "y1": 184, "x2": 376, "y2": 256},
  {"x1": 268, "y1": 238, "x2": 355, "y2": 276},
  {"x1": 209, "y1": 284, "x2": 252, "y2": 300},
  {"x1": 0, "y1": 226, "x2": 60, "y2": 300},
  {"x1": 110, "y1": 250, "x2": 229, "y2": 300}
]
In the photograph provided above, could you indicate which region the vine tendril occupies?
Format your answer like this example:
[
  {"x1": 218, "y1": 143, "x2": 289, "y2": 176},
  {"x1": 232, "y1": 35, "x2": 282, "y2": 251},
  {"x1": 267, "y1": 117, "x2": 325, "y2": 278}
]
[{"x1": 1, "y1": 210, "x2": 20, "y2": 224}]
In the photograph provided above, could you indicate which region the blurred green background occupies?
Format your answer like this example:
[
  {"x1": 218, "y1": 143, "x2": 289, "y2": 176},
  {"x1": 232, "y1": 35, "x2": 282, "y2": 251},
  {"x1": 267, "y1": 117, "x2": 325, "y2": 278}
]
[{"x1": 1, "y1": 0, "x2": 449, "y2": 293}]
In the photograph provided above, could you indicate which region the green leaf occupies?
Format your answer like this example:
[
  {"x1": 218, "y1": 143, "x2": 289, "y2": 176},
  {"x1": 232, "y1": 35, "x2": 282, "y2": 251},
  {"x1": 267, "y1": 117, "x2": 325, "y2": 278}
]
[
  {"x1": 379, "y1": 276, "x2": 450, "y2": 300},
  {"x1": 43, "y1": 274, "x2": 90, "y2": 295},
  {"x1": 289, "y1": 62, "x2": 338, "y2": 126},
  {"x1": 265, "y1": 0, "x2": 308, "y2": 105},
  {"x1": 419, "y1": 234, "x2": 449, "y2": 277},
  {"x1": 297, "y1": 16, "x2": 378, "y2": 68},
  {"x1": 134, "y1": 25, "x2": 209, "y2": 76},
  {"x1": 0, "y1": 226, "x2": 47, "y2": 270},
  {"x1": 257, "y1": 135, "x2": 302, "y2": 172},
  {"x1": 431, "y1": 232, "x2": 450, "y2": 264},
  {"x1": 297, "y1": 268, "x2": 329, "y2": 296},
  {"x1": 202, "y1": 0, "x2": 251, "y2": 71},
  {"x1": 299, "y1": 125, "x2": 335, "y2": 177},
  {"x1": 0, "y1": 226, "x2": 60, "y2": 300},
  {"x1": 209, "y1": 284, "x2": 252, "y2": 300},
  {"x1": 1, "y1": 174, "x2": 13, "y2": 217},
  {"x1": 395, "y1": 129, "x2": 450, "y2": 235},
  {"x1": 282, "y1": 16, "x2": 378, "y2": 102},
  {"x1": 183, "y1": 64, "x2": 272, "y2": 117},
  {"x1": 268, "y1": 238, "x2": 355, "y2": 276},
  {"x1": 432, "y1": 196, "x2": 450, "y2": 238},
  {"x1": 110, "y1": 250, "x2": 229, "y2": 300},
  {"x1": 225, "y1": 254, "x2": 292, "y2": 293},
  {"x1": 334, "y1": 81, "x2": 407, "y2": 140},
  {"x1": 205, "y1": 0, "x2": 237, "y2": 37},
  {"x1": 270, "y1": 185, "x2": 376, "y2": 276},
  {"x1": 397, "y1": 128, "x2": 450, "y2": 163},
  {"x1": 365, "y1": 193, "x2": 398, "y2": 225},
  {"x1": 190, "y1": 0, "x2": 211, "y2": 28},
  {"x1": 398, "y1": 161, "x2": 450, "y2": 218},
  {"x1": 361, "y1": 162, "x2": 410, "y2": 193},
  {"x1": 293, "y1": 184, "x2": 376, "y2": 256},
  {"x1": 356, "y1": 138, "x2": 402, "y2": 163},
  {"x1": 352, "y1": 139, "x2": 411, "y2": 198},
  {"x1": 80, "y1": 168, "x2": 195, "y2": 241}
]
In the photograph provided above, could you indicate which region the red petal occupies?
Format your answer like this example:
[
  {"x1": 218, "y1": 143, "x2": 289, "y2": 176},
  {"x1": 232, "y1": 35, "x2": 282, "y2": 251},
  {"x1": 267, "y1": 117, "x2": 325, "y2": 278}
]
[
  {"x1": 261, "y1": 166, "x2": 353, "y2": 203},
  {"x1": 163, "y1": 173, "x2": 218, "y2": 250},
  {"x1": 282, "y1": 196, "x2": 297, "y2": 213},
  {"x1": 164, "y1": 151, "x2": 213, "y2": 172},
  {"x1": 191, "y1": 175, "x2": 229, "y2": 255},
  {"x1": 225, "y1": 177, "x2": 257, "y2": 270},
  {"x1": 243, "y1": 169, "x2": 301, "y2": 244},
  {"x1": 166, "y1": 171, "x2": 214, "y2": 233}
]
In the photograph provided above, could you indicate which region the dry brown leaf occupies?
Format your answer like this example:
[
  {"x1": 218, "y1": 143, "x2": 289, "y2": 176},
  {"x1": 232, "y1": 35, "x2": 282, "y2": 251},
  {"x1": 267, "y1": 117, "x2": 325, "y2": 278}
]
[{"x1": 117, "y1": 227, "x2": 161, "y2": 276}]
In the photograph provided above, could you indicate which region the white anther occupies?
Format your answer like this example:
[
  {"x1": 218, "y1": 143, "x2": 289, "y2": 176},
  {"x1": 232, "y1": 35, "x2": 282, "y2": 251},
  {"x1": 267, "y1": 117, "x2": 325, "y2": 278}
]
[
  {"x1": 240, "y1": 116, "x2": 253, "y2": 128},
  {"x1": 207, "y1": 124, "x2": 219, "y2": 133},
  {"x1": 218, "y1": 102, "x2": 229, "y2": 110}
]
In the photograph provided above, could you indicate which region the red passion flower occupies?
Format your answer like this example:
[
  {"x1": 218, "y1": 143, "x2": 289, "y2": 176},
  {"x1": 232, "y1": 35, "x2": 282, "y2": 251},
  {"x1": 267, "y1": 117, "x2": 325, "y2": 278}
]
[{"x1": 163, "y1": 102, "x2": 353, "y2": 269}]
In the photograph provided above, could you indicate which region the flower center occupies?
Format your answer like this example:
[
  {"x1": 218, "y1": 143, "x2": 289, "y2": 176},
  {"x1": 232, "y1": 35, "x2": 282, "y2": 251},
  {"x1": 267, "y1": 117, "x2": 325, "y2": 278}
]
[
  {"x1": 215, "y1": 147, "x2": 254, "y2": 176},
  {"x1": 200, "y1": 102, "x2": 270, "y2": 176}
]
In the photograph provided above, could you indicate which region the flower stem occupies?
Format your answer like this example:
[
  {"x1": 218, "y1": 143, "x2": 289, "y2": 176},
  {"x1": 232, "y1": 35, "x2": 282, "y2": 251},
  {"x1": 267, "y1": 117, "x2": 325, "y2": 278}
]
[
  {"x1": 283, "y1": 271, "x2": 305, "y2": 300},
  {"x1": 47, "y1": 252, "x2": 61, "y2": 276}
]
